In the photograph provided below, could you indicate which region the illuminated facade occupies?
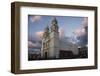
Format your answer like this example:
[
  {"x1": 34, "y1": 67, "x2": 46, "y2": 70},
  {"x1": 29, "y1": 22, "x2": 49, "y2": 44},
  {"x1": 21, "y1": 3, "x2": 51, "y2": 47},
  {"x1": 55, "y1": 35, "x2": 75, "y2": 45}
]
[{"x1": 41, "y1": 18, "x2": 78, "y2": 59}]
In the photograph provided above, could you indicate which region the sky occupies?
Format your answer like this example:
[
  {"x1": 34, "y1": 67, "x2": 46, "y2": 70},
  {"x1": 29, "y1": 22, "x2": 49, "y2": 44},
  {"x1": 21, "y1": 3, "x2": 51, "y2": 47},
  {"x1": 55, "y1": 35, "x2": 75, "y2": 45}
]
[{"x1": 28, "y1": 15, "x2": 88, "y2": 49}]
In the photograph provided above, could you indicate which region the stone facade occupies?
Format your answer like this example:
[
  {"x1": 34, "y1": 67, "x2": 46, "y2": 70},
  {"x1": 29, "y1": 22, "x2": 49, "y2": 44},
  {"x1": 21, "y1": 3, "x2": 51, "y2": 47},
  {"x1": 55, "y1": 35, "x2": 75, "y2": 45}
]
[{"x1": 41, "y1": 18, "x2": 79, "y2": 59}]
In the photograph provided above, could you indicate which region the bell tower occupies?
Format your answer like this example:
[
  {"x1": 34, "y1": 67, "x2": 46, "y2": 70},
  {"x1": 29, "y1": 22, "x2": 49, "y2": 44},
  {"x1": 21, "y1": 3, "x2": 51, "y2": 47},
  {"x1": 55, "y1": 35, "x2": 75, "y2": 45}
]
[
  {"x1": 41, "y1": 26, "x2": 50, "y2": 58},
  {"x1": 43, "y1": 26, "x2": 49, "y2": 38},
  {"x1": 41, "y1": 18, "x2": 59, "y2": 59},
  {"x1": 51, "y1": 18, "x2": 59, "y2": 32}
]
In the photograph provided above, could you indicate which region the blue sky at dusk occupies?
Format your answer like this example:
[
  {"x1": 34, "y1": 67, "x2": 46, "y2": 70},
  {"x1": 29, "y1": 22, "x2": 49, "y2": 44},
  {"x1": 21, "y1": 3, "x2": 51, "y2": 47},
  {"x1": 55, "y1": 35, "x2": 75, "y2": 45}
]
[{"x1": 28, "y1": 15, "x2": 88, "y2": 48}]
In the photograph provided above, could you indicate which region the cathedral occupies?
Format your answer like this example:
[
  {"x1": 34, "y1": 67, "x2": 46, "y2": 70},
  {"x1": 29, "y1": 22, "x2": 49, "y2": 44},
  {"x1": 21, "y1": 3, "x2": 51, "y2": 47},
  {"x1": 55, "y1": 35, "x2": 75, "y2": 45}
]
[{"x1": 41, "y1": 18, "x2": 78, "y2": 59}]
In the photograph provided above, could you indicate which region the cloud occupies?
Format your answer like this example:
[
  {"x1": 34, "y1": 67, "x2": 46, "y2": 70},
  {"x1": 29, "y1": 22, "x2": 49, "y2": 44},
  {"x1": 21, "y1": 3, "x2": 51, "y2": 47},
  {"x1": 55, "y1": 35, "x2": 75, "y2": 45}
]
[
  {"x1": 59, "y1": 28, "x2": 65, "y2": 38},
  {"x1": 73, "y1": 17, "x2": 88, "y2": 46},
  {"x1": 30, "y1": 16, "x2": 42, "y2": 22},
  {"x1": 28, "y1": 41, "x2": 41, "y2": 48},
  {"x1": 74, "y1": 28, "x2": 86, "y2": 36},
  {"x1": 35, "y1": 31, "x2": 44, "y2": 40},
  {"x1": 74, "y1": 17, "x2": 88, "y2": 36},
  {"x1": 82, "y1": 17, "x2": 88, "y2": 28},
  {"x1": 28, "y1": 41, "x2": 37, "y2": 48}
]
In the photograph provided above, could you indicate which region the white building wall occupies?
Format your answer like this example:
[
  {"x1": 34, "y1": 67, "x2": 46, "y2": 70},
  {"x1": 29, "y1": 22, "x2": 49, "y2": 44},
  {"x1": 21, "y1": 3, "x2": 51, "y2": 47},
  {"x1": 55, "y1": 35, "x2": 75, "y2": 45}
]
[
  {"x1": 59, "y1": 40, "x2": 79, "y2": 55},
  {"x1": 49, "y1": 31, "x2": 59, "y2": 58}
]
